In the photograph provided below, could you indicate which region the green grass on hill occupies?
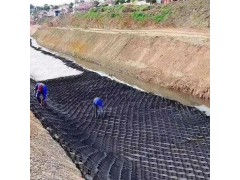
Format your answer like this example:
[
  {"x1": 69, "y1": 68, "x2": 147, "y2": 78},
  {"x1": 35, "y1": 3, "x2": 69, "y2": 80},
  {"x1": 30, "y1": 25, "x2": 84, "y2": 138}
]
[
  {"x1": 41, "y1": 0, "x2": 209, "y2": 29},
  {"x1": 154, "y1": 6, "x2": 172, "y2": 23},
  {"x1": 79, "y1": 4, "x2": 173, "y2": 23}
]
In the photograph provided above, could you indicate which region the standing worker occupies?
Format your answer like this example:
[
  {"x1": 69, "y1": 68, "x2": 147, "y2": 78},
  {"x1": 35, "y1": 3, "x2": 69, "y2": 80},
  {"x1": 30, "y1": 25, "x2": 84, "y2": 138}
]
[
  {"x1": 34, "y1": 82, "x2": 48, "y2": 107},
  {"x1": 93, "y1": 97, "x2": 104, "y2": 119}
]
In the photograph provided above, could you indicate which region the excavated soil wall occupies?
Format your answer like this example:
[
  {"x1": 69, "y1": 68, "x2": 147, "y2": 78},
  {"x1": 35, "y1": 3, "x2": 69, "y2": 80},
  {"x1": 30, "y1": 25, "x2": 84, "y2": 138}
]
[{"x1": 33, "y1": 27, "x2": 210, "y2": 101}]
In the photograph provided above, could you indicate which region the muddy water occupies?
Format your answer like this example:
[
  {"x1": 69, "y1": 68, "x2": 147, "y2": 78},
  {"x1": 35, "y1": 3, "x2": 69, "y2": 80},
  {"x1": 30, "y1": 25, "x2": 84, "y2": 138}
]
[{"x1": 31, "y1": 38, "x2": 210, "y2": 115}]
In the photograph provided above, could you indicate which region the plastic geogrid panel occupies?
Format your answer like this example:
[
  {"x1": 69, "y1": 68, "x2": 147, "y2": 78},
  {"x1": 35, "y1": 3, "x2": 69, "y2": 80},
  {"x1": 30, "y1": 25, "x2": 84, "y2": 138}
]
[{"x1": 30, "y1": 45, "x2": 210, "y2": 180}]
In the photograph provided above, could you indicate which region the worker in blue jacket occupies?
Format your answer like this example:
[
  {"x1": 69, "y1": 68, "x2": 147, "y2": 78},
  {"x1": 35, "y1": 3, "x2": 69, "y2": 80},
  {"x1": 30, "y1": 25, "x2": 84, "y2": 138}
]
[
  {"x1": 34, "y1": 82, "x2": 48, "y2": 107},
  {"x1": 93, "y1": 97, "x2": 104, "y2": 119}
]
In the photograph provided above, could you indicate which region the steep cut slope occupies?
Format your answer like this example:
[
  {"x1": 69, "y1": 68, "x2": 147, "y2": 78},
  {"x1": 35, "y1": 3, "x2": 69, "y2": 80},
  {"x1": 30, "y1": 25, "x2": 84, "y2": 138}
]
[{"x1": 33, "y1": 27, "x2": 209, "y2": 101}]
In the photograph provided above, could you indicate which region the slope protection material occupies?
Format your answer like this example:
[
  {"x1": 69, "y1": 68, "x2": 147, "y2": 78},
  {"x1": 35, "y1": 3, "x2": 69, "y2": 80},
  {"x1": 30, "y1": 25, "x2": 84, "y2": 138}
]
[{"x1": 30, "y1": 46, "x2": 210, "y2": 179}]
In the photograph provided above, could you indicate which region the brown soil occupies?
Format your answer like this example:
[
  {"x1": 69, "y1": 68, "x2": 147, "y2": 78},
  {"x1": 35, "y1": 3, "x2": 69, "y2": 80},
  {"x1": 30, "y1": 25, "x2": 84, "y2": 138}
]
[
  {"x1": 55, "y1": 27, "x2": 209, "y2": 39},
  {"x1": 30, "y1": 25, "x2": 41, "y2": 36},
  {"x1": 30, "y1": 112, "x2": 84, "y2": 180},
  {"x1": 33, "y1": 26, "x2": 209, "y2": 101}
]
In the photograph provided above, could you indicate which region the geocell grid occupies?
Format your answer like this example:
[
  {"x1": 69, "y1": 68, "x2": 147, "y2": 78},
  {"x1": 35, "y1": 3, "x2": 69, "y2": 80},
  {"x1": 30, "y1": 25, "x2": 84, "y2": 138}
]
[{"x1": 30, "y1": 45, "x2": 210, "y2": 180}]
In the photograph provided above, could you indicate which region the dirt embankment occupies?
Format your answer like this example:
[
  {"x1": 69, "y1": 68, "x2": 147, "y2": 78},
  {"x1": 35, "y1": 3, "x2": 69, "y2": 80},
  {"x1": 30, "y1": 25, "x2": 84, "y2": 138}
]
[
  {"x1": 30, "y1": 25, "x2": 41, "y2": 36},
  {"x1": 32, "y1": 26, "x2": 209, "y2": 101},
  {"x1": 30, "y1": 112, "x2": 84, "y2": 180}
]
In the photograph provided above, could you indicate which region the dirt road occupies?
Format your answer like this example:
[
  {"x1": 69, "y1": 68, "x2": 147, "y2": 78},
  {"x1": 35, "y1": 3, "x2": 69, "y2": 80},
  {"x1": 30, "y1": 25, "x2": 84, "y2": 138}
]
[{"x1": 54, "y1": 26, "x2": 209, "y2": 39}]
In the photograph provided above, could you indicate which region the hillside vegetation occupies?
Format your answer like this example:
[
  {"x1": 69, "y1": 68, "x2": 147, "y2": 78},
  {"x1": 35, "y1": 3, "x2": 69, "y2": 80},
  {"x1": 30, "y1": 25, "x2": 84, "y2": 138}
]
[{"x1": 43, "y1": 0, "x2": 209, "y2": 29}]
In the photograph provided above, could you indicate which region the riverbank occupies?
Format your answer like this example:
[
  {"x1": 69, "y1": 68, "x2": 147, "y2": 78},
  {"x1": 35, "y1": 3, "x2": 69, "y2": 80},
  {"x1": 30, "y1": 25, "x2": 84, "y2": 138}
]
[{"x1": 32, "y1": 26, "x2": 209, "y2": 104}]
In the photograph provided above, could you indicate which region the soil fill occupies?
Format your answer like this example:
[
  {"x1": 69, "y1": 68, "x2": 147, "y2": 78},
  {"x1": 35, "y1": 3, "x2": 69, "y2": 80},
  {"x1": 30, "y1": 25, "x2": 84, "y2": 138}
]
[
  {"x1": 30, "y1": 46, "x2": 210, "y2": 179},
  {"x1": 30, "y1": 112, "x2": 84, "y2": 180}
]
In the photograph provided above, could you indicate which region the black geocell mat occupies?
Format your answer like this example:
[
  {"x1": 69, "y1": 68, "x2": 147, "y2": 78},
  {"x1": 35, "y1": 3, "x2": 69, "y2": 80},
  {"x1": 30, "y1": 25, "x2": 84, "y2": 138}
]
[{"x1": 30, "y1": 44, "x2": 210, "y2": 180}]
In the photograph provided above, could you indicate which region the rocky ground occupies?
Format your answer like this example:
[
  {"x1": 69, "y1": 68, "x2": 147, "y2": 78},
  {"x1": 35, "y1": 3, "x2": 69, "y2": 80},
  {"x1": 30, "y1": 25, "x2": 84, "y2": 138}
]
[{"x1": 30, "y1": 112, "x2": 85, "y2": 180}]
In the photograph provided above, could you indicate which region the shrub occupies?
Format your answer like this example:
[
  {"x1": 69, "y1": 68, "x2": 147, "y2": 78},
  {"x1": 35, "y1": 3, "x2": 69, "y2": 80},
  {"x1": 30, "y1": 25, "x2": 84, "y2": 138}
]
[
  {"x1": 110, "y1": 13, "x2": 120, "y2": 18},
  {"x1": 154, "y1": 6, "x2": 172, "y2": 23},
  {"x1": 132, "y1": 12, "x2": 148, "y2": 21},
  {"x1": 84, "y1": 11, "x2": 101, "y2": 19}
]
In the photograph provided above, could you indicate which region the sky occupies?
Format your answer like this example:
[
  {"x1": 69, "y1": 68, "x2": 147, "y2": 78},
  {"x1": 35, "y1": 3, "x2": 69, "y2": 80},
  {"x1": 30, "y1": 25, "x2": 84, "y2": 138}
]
[{"x1": 30, "y1": 0, "x2": 74, "y2": 6}]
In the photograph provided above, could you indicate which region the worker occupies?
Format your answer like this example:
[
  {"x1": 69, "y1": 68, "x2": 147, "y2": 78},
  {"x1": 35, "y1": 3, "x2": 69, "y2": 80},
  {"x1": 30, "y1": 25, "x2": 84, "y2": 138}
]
[
  {"x1": 93, "y1": 97, "x2": 104, "y2": 119},
  {"x1": 34, "y1": 82, "x2": 48, "y2": 107}
]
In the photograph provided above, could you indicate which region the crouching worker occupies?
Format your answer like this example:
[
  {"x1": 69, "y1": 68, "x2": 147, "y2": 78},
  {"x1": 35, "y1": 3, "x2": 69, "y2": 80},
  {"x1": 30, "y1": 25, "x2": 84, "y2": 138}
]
[
  {"x1": 34, "y1": 82, "x2": 48, "y2": 107},
  {"x1": 93, "y1": 97, "x2": 104, "y2": 119}
]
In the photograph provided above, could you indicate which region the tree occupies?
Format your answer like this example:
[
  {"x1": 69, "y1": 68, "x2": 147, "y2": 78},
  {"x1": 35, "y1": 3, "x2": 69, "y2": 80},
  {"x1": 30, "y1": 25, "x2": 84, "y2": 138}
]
[
  {"x1": 69, "y1": 2, "x2": 74, "y2": 8},
  {"x1": 30, "y1": 4, "x2": 35, "y2": 14},
  {"x1": 30, "y1": 4, "x2": 34, "y2": 9},
  {"x1": 92, "y1": 1, "x2": 99, "y2": 7},
  {"x1": 43, "y1": 4, "x2": 50, "y2": 11},
  {"x1": 53, "y1": 5, "x2": 59, "y2": 9},
  {"x1": 146, "y1": 0, "x2": 156, "y2": 3},
  {"x1": 119, "y1": 0, "x2": 125, "y2": 4},
  {"x1": 35, "y1": 6, "x2": 44, "y2": 11}
]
